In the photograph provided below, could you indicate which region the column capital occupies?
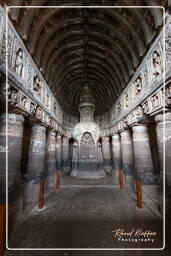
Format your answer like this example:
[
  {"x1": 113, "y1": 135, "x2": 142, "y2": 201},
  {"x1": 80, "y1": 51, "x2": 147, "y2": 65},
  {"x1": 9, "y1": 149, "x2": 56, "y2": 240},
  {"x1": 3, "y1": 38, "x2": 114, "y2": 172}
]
[
  {"x1": 155, "y1": 111, "x2": 171, "y2": 123},
  {"x1": 47, "y1": 130, "x2": 56, "y2": 137},
  {"x1": 120, "y1": 128, "x2": 131, "y2": 137},
  {"x1": 132, "y1": 123, "x2": 149, "y2": 133},
  {"x1": 30, "y1": 123, "x2": 46, "y2": 133},
  {"x1": 0, "y1": 113, "x2": 24, "y2": 124},
  {"x1": 29, "y1": 116, "x2": 47, "y2": 127},
  {"x1": 63, "y1": 136, "x2": 69, "y2": 141},
  {"x1": 112, "y1": 133, "x2": 120, "y2": 140},
  {"x1": 56, "y1": 133, "x2": 62, "y2": 138}
]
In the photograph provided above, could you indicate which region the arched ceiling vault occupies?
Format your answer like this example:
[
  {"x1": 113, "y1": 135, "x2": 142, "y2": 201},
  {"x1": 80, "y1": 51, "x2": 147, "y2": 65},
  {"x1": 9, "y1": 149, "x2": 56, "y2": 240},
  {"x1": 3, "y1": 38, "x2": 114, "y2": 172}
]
[{"x1": 5, "y1": 0, "x2": 168, "y2": 115}]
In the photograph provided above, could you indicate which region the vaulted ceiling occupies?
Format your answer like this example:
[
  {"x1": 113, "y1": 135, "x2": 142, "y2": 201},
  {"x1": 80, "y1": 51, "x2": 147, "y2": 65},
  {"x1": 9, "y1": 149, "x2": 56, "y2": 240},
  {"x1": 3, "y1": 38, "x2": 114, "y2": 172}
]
[{"x1": 3, "y1": 0, "x2": 169, "y2": 115}]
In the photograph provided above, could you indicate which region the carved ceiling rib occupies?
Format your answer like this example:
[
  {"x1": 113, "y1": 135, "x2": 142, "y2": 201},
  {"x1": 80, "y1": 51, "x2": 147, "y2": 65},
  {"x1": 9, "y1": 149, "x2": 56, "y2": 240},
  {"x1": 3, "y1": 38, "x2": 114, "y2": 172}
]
[
  {"x1": 45, "y1": 41, "x2": 127, "y2": 88},
  {"x1": 49, "y1": 50, "x2": 125, "y2": 89},
  {"x1": 52, "y1": 64, "x2": 119, "y2": 99},
  {"x1": 41, "y1": 28, "x2": 132, "y2": 75}
]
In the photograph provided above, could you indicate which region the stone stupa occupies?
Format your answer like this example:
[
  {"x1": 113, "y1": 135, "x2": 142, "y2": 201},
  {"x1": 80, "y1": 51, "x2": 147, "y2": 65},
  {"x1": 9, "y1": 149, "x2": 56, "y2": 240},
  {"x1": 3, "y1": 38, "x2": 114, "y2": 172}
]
[{"x1": 71, "y1": 86, "x2": 106, "y2": 179}]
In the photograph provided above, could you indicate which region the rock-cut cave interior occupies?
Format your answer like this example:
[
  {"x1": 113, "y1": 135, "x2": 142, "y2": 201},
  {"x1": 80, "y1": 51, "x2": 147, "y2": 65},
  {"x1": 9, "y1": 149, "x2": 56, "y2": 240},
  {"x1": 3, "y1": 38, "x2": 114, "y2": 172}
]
[{"x1": 0, "y1": 1, "x2": 171, "y2": 255}]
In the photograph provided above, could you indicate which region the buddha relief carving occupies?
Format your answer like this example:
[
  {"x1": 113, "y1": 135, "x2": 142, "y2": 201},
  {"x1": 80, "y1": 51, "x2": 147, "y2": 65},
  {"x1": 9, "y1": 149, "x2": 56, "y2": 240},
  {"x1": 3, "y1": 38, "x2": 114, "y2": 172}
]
[
  {"x1": 33, "y1": 75, "x2": 42, "y2": 97},
  {"x1": 134, "y1": 76, "x2": 142, "y2": 96},
  {"x1": 152, "y1": 50, "x2": 162, "y2": 77},
  {"x1": 15, "y1": 48, "x2": 24, "y2": 78}
]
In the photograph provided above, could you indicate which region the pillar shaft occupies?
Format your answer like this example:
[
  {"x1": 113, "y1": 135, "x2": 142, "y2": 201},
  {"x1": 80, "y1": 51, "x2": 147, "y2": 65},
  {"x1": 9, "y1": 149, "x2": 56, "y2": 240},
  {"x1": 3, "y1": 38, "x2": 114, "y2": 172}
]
[
  {"x1": 132, "y1": 124, "x2": 158, "y2": 210},
  {"x1": 0, "y1": 113, "x2": 24, "y2": 225},
  {"x1": 27, "y1": 124, "x2": 46, "y2": 178},
  {"x1": 56, "y1": 134, "x2": 62, "y2": 170},
  {"x1": 62, "y1": 136, "x2": 70, "y2": 173},
  {"x1": 112, "y1": 134, "x2": 121, "y2": 184},
  {"x1": 24, "y1": 123, "x2": 46, "y2": 211},
  {"x1": 155, "y1": 112, "x2": 171, "y2": 207},
  {"x1": 46, "y1": 130, "x2": 56, "y2": 187},
  {"x1": 132, "y1": 125, "x2": 154, "y2": 184},
  {"x1": 120, "y1": 129, "x2": 134, "y2": 187},
  {"x1": 101, "y1": 136, "x2": 112, "y2": 173}
]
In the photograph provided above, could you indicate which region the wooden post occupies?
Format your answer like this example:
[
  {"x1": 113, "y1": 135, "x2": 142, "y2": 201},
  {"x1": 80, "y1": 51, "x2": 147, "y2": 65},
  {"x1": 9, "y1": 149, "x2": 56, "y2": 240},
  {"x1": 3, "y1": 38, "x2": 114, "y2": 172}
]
[
  {"x1": 0, "y1": 204, "x2": 5, "y2": 255},
  {"x1": 120, "y1": 169, "x2": 124, "y2": 189},
  {"x1": 38, "y1": 179, "x2": 45, "y2": 209},
  {"x1": 136, "y1": 179, "x2": 142, "y2": 208},
  {"x1": 55, "y1": 170, "x2": 60, "y2": 190}
]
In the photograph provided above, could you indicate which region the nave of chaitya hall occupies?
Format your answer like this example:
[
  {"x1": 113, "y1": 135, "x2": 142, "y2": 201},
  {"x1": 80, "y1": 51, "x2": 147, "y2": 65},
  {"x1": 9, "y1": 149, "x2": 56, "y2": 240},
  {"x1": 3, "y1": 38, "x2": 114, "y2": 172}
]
[{"x1": 0, "y1": 0, "x2": 171, "y2": 255}]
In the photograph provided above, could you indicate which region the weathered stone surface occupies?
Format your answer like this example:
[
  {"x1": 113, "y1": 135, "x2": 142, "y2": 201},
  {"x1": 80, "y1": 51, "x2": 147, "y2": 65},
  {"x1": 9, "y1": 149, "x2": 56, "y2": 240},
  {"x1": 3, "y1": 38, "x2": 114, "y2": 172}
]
[
  {"x1": 132, "y1": 124, "x2": 159, "y2": 212},
  {"x1": 8, "y1": 185, "x2": 163, "y2": 249},
  {"x1": 101, "y1": 136, "x2": 112, "y2": 173},
  {"x1": 155, "y1": 112, "x2": 171, "y2": 210},
  {"x1": 62, "y1": 136, "x2": 70, "y2": 174},
  {"x1": 132, "y1": 125, "x2": 155, "y2": 185},
  {"x1": 46, "y1": 130, "x2": 56, "y2": 188},
  {"x1": 24, "y1": 123, "x2": 46, "y2": 211},
  {"x1": 56, "y1": 134, "x2": 62, "y2": 170},
  {"x1": 0, "y1": 113, "x2": 24, "y2": 225}
]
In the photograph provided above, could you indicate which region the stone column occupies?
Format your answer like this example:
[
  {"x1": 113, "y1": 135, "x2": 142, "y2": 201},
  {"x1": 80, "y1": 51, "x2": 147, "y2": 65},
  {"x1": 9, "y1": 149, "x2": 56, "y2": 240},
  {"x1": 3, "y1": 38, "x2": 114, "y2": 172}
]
[
  {"x1": 46, "y1": 130, "x2": 56, "y2": 188},
  {"x1": 112, "y1": 133, "x2": 121, "y2": 184},
  {"x1": 101, "y1": 136, "x2": 112, "y2": 173},
  {"x1": 0, "y1": 113, "x2": 24, "y2": 224},
  {"x1": 24, "y1": 123, "x2": 46, "y2": 211},
  {"x1": 62, "y1": 136, "x2": 70, "y2": 174},
  {"x1": 132, "y1": 124, "x2": 159, "y2": 210},
  {"x1": 56, "y1": 134, "x2": 62, "y2": 170},
  {"x1": 120, "y1": 129, "x2": 134, "y2": 188},
  {"x1": 155, "y1": 112, "x2": 171, "y2": 210}
]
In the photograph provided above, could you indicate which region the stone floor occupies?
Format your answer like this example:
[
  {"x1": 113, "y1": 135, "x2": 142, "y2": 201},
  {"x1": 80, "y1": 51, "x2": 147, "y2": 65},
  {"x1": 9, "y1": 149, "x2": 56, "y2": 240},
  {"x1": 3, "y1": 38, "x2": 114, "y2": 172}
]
[{"x1": 5, "y1": 176, "x2": 171, "y2": 256}]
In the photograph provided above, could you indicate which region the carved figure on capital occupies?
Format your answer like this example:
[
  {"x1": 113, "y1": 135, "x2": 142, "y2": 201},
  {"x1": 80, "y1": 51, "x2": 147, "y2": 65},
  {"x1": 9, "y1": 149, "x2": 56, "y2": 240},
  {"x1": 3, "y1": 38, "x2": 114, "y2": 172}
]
[
  {"x1": 14, "y1": 48, "x2": 24, "y2": 78},
  {"x1": 9, "y1": 88, "x2": 18, "y2": 106},
  {"x1": 35, "y1": 106, "x2": 43, "y2": 120},
  {"x1": 30, "y1": 102, "x2": 36, "y2": 115},
  {"x1": 0, "y1": 83, "x2": 10, "y2": 103},
  {"x1": 165, "y1": 84, "x2": 171, "y2": 107},
  {"x1": 21, "y1": 95, "x2": 29, "y2": 110},
  {"x1": 135, "y1": 106, "x2": 144, "y2": 120},
  {"x1": 151, "y1": 94, "x2": 159, "y2": 108},
  {"x1": 127, "y1": 112, "x2": 134, "y2": 126},
  {"x1": 49, "y1": 118, "x2": 54, "y2": 129},
  {"x1": 142, "y1": 100, "x2": 150, "y2": 114}
]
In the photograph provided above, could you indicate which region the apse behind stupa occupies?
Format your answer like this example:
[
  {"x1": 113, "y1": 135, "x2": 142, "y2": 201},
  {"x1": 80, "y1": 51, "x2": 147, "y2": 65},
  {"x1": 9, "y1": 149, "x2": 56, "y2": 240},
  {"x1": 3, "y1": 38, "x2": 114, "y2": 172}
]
[{"x1": 72, "y1": 86, "x2": 106, "y2": 179}]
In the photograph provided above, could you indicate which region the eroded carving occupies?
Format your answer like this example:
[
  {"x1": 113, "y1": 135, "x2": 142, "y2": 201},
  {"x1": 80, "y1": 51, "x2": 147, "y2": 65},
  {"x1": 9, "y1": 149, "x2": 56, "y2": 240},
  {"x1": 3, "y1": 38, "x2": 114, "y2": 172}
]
[
  {"x1": 15, "y1": 48, "x2": 24, "y2": 78},
  {"x1": 33, "y1": 75, "x2": 42, "y2": 97}
]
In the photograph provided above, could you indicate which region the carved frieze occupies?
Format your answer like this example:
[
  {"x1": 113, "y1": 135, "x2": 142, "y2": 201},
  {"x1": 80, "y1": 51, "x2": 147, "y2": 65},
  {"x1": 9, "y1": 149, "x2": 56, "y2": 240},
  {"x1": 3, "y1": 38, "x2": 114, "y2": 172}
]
[{"x1": 0, "y1": 10, "x2": 63, "y2": 125}]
